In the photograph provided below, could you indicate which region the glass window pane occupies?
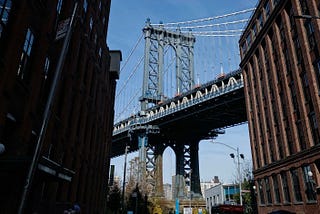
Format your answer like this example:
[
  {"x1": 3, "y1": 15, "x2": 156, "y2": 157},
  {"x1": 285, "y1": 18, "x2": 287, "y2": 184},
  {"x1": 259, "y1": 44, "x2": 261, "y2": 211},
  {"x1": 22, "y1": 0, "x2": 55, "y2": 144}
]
[
  {"x1": 57, "y1": 0, "x2": 63, "y2": 14},
  {"x1": 302, "y1": 165, "x2": 317, "y2": 201},
  {"x1": 290, "y1": 168, "x2": 302, "y2": 202},
  {"x1": 83, "y1": 0, "x2": 87, "y2": 12}
]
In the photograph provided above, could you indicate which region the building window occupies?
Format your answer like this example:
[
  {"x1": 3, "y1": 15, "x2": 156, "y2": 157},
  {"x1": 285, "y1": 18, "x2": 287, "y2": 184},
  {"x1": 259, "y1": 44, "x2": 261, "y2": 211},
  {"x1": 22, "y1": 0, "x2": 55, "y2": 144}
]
[
  {"x1": 246, "y1": 34, "x2": 251, "y2": 49},
  {"x1": 273, "y1": 0, "x2": 280, "y2": 7},
  {"x1": 258, "y1": 12, "x2": 264, "y2": 30},
  {"x1": 294, "y1": 37, "x2": 302, "y2": 64},
  {"x1": 290, "y1": 168, "x2": 302, "y2": 202},
  {"x1": 90, "y1": 16, "x2": 93, "y2": 30},
  {"x1": 0, "y1": 0, "x2": 11, "y2": 24},
  {"x1": 301, "y1": 72, "x2": 311, "y2": 102},
  {"x1": 83, "y1": 0, "x2": 87, "y2": 12},
  {"x1": 296, "y1": 120, "x2": 306, "y2": 151},
  {"x1": 252, "y1": 24, "x2": 257, "y2": 39},
  {"x1": 309, "y1": 112, "x2": 320, "y2": 145},
  {"x1": 314, "y1": 59, "x2": 320, "y2": 94},
  {"x1": 57, "y1": 0, "x2": 63, "y2": 14},
  {"x1": 272, "y1": 174, "x2": 281, "y2": 203},
  {"x1": 17, "y1": 28, "x2": 34, "y2": 80},
  {"x1": 241, "y1": 42, "x2": 247, "y2": 55},
  {"x1": 304, "y1": 20, "x2": 316, "y2": 49},
  {"x1": 265, "y1": 177, "x2": 272, "y2": 204},
  {"x1": 99, "y1": 47, "x2": 102, "y2": 58},
  {"x1": 0, "y1": 0, "x2": 12, "y2": 37},
  {"x1": 299, "y1": 0, "x2": 310, "y2": 15},
  {"x1": 44, "y1": 57, "x2": 50, "y2": 80},
  {"x1": 281, "y1": 171, "x2": 291, "y2": 203},
  {"x1": 94, "y1": 33, "x2": 97, "y2": 44},
  {"x1": 302, "y1": 165, "x2": 317, "y2": 201},
  {"x1": 258, "y1": 179, "x2": 265, "y2": 205},
  {"x1": 264, "y1": 1, "x2": 271, "y2": 18}
]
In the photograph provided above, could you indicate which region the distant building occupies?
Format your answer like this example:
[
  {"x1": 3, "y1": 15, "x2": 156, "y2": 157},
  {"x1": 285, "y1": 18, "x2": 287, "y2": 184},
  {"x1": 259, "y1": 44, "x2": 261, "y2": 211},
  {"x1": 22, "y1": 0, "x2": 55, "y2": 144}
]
[
  {"x1": 172, "y1": 174, "x2": 185, "y2": 199},
  {"x1": 0, "y1": 0, "x2": 120, "y2": 213},
  {"x1": 204, "y1": 183, "x2": 239, "y2": 214},
  {"x1": 240, "y1": 0, "x2": 320, "y2": 213},
  {"x1": 163, "y1": 183, "x2": 172, "y2": 200},
  {"x1": 129, "y1": 157, "x2": 140, "y2": 183},
  {"x1": 114, "y1": 176, "x2": 121, "y2": 186},
  {"x1": 200, "y1": 176, "x2": 221, "y2": 198}
]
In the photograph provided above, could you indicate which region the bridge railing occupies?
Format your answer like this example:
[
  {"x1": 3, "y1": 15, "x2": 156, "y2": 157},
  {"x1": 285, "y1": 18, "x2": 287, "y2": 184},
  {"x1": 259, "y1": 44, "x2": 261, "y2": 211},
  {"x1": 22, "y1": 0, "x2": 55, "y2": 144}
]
[{"x1": 113, "y1": 71, "x2": 244, "y2": 136}]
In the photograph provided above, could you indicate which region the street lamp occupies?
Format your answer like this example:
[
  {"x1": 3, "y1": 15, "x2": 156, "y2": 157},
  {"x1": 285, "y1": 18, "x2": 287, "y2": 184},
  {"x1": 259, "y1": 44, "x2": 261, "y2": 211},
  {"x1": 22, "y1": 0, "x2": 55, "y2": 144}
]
[
  {"x1": 121, "y1": 145, "x2": 130, "y2": 213},
  {"x1": 210, "y1": 141, "x2": 244, "y2": 205}
]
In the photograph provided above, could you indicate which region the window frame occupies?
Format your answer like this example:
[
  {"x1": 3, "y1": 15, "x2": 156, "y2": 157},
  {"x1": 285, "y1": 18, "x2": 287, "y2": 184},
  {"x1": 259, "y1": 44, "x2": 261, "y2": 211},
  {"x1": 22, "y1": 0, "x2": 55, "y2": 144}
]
[
  {"x1": 290, "y1": 168, "x2": 303, "y2": 202},
  {"x1": 57, "y1": 0, "x2": 63, "y2": 14},
  {"x1": 0, "y1": 0, "x2": 12, "y2": 37},
  {"x1": 302, "y1": 165, "x2": 317, "y2": 202},
  {"x1": 17, "y1": 28, "x2": 35, "y2": 80}
]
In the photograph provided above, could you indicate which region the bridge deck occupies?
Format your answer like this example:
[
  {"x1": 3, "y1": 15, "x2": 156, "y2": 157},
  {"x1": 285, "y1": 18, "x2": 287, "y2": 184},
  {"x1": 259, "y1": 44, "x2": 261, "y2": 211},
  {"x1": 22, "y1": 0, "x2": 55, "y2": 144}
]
[{"x1": 111, "y1": 70, "x2": 247, "y2": 157}]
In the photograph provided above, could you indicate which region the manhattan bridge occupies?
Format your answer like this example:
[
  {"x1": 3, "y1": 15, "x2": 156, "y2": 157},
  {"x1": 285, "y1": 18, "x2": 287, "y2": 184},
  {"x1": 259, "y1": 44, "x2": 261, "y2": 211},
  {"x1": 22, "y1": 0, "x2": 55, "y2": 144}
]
[{"x1": 111, "y1": 8, "x2": 254, "y2": 199}]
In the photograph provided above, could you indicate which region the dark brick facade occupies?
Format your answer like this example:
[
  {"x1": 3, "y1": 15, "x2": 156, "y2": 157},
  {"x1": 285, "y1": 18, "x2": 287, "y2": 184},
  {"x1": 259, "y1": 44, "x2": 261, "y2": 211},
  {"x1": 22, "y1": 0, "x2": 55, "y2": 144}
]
[
  {"x1": 0, "y1": 0, "x2": 117, "y2": 213},
  {"x1": 240, "y1": 0, "x2": 320, "y2": 213}
]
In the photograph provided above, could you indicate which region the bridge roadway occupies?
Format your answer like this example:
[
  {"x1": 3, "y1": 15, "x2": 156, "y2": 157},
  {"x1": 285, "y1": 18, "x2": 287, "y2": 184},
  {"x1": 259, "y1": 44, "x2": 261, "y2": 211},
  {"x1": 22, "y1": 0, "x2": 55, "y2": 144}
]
[{"x1": 112, "y1": 69, "x2": 247, "y2": 157}]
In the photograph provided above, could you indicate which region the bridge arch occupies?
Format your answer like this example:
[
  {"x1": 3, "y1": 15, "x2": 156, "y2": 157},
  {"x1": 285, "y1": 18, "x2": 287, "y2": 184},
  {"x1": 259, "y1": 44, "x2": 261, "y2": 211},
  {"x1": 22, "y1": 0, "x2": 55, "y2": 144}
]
[
  {"x1": 162, "y1": 146, "x2": 176, "y2": 187},
  {"x1": 140, "y1": 19, "x2": 196, "y2": 110}
]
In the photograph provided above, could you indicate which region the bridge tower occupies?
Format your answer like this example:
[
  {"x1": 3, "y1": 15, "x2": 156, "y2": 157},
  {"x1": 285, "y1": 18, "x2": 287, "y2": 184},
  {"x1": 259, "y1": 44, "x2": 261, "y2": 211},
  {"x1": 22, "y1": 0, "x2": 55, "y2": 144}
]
[
  {"x1": 140, "y1": 18, "x2": 196, "y2": 110},
  {"x1": 136, "y1": 19, "x2": 202, "y2": 199}
]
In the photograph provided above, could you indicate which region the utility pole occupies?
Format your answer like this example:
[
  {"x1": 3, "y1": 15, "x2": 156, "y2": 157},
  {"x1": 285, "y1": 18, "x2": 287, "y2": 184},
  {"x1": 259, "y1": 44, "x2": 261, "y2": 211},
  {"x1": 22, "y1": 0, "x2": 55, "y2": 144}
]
[
  {"x1": 236, "y1": 147, "x2": 243, "y2": 206},
  {"x1": 18, "y1": 2, "x2": 79, "y2": 213}
]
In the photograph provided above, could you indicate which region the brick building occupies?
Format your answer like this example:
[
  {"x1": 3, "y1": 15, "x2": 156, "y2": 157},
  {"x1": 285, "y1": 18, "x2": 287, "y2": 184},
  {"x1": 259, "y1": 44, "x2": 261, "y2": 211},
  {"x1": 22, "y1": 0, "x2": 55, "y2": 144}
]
[
  {"x1": 0, "y1": 0, "x2": 120, "y2": 213},
  {"x1": 240, "y1": 0, "x2": 320, "y2": 213}
]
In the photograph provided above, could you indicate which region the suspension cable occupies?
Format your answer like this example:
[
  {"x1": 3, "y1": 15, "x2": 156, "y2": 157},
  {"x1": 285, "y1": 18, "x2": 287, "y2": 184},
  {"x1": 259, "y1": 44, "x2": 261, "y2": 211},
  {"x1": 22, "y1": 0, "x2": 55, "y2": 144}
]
[
  {"x1": 151, "y1": 8, "x2": 255, "y2": 26},
  {"x1": 116, "y1": 55, "x2": 144, "y2": 98},
  {"x1": 164, "y1": 19, "x2": 249, "y2": 30},
  {"x1": 115, "y1": 87, "x2": 142, "y2": 122},
  {"x1": 192, "y1": 34, "x2": 242, "y2": 37},
  {"x1": 120, "y1": 33, "x2": 143, "y2": 72},
  {"x1": 185, "y1": 29, "x2": 243, "y2": 34}
]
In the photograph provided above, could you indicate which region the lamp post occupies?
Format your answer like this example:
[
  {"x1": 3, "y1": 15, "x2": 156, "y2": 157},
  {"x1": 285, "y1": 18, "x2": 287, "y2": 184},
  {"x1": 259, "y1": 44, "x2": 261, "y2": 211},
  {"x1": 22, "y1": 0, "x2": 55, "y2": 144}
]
[
  {"x1": 189, "y1": 169, "x2": 192, "y2": 213},
  {"x1": 121, "y1": 145, "x2": 130, "y2": 213},
  {"x1": 210, "y1": 141, "x2": 244, "y2": 205}
]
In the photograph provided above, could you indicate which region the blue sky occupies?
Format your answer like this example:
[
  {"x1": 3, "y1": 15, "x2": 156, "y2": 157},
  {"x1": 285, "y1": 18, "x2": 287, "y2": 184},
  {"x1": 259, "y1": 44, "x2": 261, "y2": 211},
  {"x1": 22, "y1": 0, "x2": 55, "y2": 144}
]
[{"x1": 108, "y1": 0, "x2": 258, "y2": 184}]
